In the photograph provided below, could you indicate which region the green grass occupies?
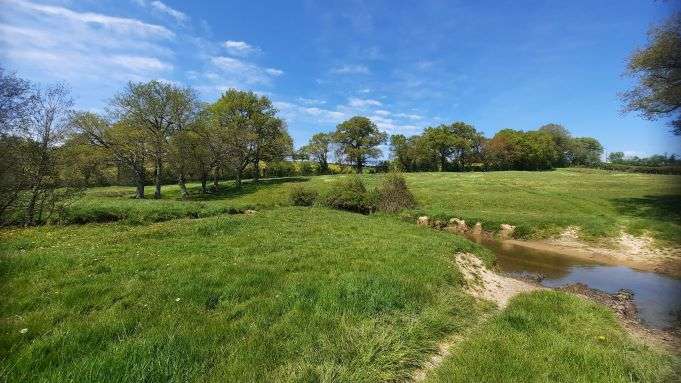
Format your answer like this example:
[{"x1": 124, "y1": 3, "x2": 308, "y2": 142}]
[
  {"x1": 63, "y1": 169, "x2": 681, "y2": 244},
  {"x1": 0, "y1": 207, "x2": 490, "y2": 382},
  {"x1": 427, "y1": 291, "x2": 680, "y2": 383}
]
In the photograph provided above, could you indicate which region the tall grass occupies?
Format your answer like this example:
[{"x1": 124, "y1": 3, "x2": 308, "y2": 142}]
[
  {"x1": 427, "y1": 291, "x2": 680, "y2": 382},
  {"x1": 0, "y1": 208, "x2": 487, "y2": 382}
]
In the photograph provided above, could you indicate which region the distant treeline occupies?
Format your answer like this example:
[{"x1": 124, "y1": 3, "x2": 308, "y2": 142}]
[{"x1": 1, "y1": 65, "x2": 677, "y2": 225}]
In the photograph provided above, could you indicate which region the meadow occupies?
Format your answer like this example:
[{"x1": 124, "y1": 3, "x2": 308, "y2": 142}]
[
  {"x1": 1, "y1": 169, "x2": 680, "y2": 382},
  {"x1": 63, "y1": 169, "x2": 681, "y2": 243}
]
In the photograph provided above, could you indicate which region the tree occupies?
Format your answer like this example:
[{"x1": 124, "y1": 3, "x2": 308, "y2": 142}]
[
  {"x1": 485, "y1": 129, "x2": 558, "y2": 170},
  {"x1": 71, "y1": 112, "x2": 150, "y2": 199},
  {"x1": 608, "y1": 151, "x2": 625, "y2": 164},
  {"x1": 421, "y1": 124, "x2": 458, "y2": 171},
  {"x1": 302, "y1": 132, "x2": 332, "y2": 173},
  {"x1": 0, "y1": 66, "x2": 34, "y2": 133},
  {"x1": 389, "y1": 134, "x2": 410, "y2": 171},
  {"x1": 621, "y1": 12, "x2": 681, "y2": 135},
  {"x1": 23, "y1": 83, "x2": 74, "y2": 225},
  {"x1": 209, "y1": 89, "x2": 284, "y2": 188},
  {"x1": 251, "y1": 115, "x2": 292, "y2": 182},
  {"x1": 569, "y1": 137, "x2": 603, "y2": 167},
  {"x1": 110, "y1": 81, "x2": 197, "y2": 198},
  {"x1": 538, "y1": 123, "x2": 572, "y2": 166},
  {"x1": 332, "y1": 116, "x2": 387, "y2": 173}
]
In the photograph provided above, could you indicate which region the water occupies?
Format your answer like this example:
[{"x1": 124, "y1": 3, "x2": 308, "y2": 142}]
[{"x1": 469, "y1": 236, "x2": 681, "y2": 329}]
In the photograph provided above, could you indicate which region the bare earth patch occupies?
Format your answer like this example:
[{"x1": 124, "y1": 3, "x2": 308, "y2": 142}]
[{"x1": 507, "y1": 227, "x2": 681, "y2": 277}]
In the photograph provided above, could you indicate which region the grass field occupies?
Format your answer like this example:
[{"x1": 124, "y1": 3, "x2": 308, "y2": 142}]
[
  {"x1": 0, "y1": 208, "x2": 490, "y2": 382},
  {"x1": 428, "y1": 291, "x2": 679, "y2": 382},
  {"x1": 2, "y1": 170, "x2": 680, "y2": 382},
  {"x1": 64, "y1": 169, "x2": 681, "y2": 243}
]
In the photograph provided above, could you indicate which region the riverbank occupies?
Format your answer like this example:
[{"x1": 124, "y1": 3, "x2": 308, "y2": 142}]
[{"x1": 505, "y1": 227, "x2": 681, "y2": 277}]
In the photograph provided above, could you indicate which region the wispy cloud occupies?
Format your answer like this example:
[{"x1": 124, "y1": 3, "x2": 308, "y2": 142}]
[
  {"x1": 210, "y1": 56, "x2": 283, "y2": 85},
  {"x1": 0, "y1": 0, "x2": 174, "y2": 102},
  {"x1": 223, "y1": 40, "x2": 260, "y2": 57},
  {"x1": 7, "y1": 0, "x2": 174, "y2": 38},
  {"x1": 331, "y1": 64, "x2": 370, "y2": 75},
  {"x1": 149, "y1": 1, "x2": 188, "y2": 24},
  {"x1": 347, "y1": 97, "x2": 381, "y2": 108}
]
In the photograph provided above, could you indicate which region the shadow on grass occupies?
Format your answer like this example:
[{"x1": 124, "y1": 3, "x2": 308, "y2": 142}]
[
  {"x1": 611, "y1": 195, "x2": 681, "y2": 224},
  {"x1": 187, "y1": 176, "x2": 310, "y2": 201}
]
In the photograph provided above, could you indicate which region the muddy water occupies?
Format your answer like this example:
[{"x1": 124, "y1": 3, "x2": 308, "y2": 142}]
[{"x1": 468, "y1": 236, "x2": 681, "y2": 329}]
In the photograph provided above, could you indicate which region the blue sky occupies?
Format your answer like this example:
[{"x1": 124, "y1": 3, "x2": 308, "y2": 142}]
[{"x1": 1, "y1": 0, "x2": 679, "y2": 156}]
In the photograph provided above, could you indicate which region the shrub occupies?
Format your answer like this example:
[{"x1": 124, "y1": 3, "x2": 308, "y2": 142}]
[
  {"x1": 288, "y1": 185, "x2": 318, "y2": 206},
  {"x1": 376, "y1": 173, "x2": 417, "y2": 212},
  {"x1": 323, "y1": 176, "x2": 375, "y2": 213}
]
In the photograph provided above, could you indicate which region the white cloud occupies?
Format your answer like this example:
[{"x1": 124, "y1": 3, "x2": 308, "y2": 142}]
[
  {"x1": 274, "y1": 101, "x2": 346, "y2": 124},
  {"x1": 265, "y1": 68, "x2": 283, "y2": 76},
  {"x1": 8, "y1": 0, "x2": 174, "y2": 38},
  {"x1": 210, "y1": 56, "x2": 283, "y2": 85},
  {"x1": 331, "y1": 64, "x2": 370, "y2": 75},
  {"x1": 223, "y1": 40, "x2": 260, "y2": 56},
  {"x1": 395, "y1": 112, "x2": 423, "y2": 120},
  {"x1": 296, "y1": 97, "x2": 327, "y2": 105},
  {"x1": 374, "y1": 110, "x2": 391, "y2": 116},
  {"x1": 0, "y1": 0, "x2": 175, "y2": 100},
  {"x1": 347, "y1": 97, "x2": 382, "y2": 108},
  {"x1": 111, "y1": 55, "x2": 173, "y2": 72},
  {"x1": 150, "y1": 1, "x2": 188, "y2": 24}
]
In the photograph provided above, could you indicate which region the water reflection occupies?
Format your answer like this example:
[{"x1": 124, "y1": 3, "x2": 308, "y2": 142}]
[{"x1": 468, "y1": 235, "x2": 681, "y2": 329}]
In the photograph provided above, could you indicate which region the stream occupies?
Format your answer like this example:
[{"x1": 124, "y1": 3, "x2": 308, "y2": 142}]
[{"x1": 468, "y1": 236, "x2": 681, "y2": 329}]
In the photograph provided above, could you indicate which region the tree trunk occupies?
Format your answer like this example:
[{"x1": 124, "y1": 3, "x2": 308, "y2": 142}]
[
  {"x1": 212, "y1": 167, "x2": 219, "y2": 190},
  {"x1": 355, "y1": 159, "x2": 363, "y2": 174},
  {"x1": 253, "y1": 159, "x2": 260, "y2": 183},
  {"x1": 178, "y1": 173, "x2": 188, "y2": 199},
  {"x1": 134, "y1": 168, "x2": 146, "y2": 199},
  {"x1": 440, "y1": 155, "x2": 447, "y2": 172},
  {"x1": 235, "y1": 168, "x2": 242, "y2": 189},
  {"x1": 24, "y1": 186, "x2": 40, "y2": 226},
  {"x1": 201, "y1": 170, "x2": 208, "y2": 194},
  {"x1": 154, "y1": 157, "x2": 162, "y2": 199}
]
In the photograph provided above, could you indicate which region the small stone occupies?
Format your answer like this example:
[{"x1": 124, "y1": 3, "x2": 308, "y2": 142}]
[
  {"x1": 471, "y1": 222, "x2": 483, "y2": 235},
  {"x1": 416, "y1": 216, "x2": 430, "y2": 226},
  {"x1": 175, "y1": 298, "x2": 181, "y2": 302},
  {"x1": 244, "y1": 209, "x2": 257, "y2": 215},
  {"x1": 499, "y1": 224, "x2": 516, "y2": 239},
  {"x1": 20, "y1": 328, "x2": 28, "y2": 334}
]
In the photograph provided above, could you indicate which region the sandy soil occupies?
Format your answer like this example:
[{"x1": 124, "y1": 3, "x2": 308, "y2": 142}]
[{"x1": 506, "y1": 227, "x2": 681, "y2": 277}]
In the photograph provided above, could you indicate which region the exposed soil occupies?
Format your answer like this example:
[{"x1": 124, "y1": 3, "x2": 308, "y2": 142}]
[
  {"x1": 454, "y1": 253, "x2": 542, "y2": 308},
  {"x1": 506, "y1": 228, "x2": 681, "y2": 277}
]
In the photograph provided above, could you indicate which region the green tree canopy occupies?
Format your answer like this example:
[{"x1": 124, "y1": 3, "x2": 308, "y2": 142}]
[
  {"x1": 333, "y1": 116, "x2": 387, "y2": 173},
  {"x1": 622, "y1": 12, "x2": 681, "y2": 135}
]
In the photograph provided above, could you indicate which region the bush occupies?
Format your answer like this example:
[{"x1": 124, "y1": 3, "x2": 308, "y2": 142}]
[
  {"x1": 376, "y1": 173, "x2": 417, "y2": 212},
  {"x1": 288, "y1": 185, "x2": 318, "y2": 206},
  {"x1": 323, "y1": 176, "x2": 375, "y2": 213}
]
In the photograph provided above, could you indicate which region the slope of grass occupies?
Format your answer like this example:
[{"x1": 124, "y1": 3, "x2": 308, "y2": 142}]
[
  {"x1": 426, "y1": 291, "x2": 680, "y2": 383},
  {"x1": 0, "y1": 207, "x2": 489, "y2": 382},
  {"x1": 61, "y1": 169, "x2": 681, "y2": 244}
]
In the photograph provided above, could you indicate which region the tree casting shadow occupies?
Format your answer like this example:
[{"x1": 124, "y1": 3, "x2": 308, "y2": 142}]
[
  {"x1": 610, "y1": 194, "x2": 681, "y2": 224},
  {"x1": 187, "y1": 176, "x2": 309, "y2": 201}
]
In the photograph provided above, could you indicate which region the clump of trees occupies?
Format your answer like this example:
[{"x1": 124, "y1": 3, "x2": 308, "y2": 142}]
[
  {"x1": 1, "y1": 68, "x2": 80, "y2": 225},
  {"x1": 385, "y1": 122, "x2": 603, "y2": 172},
  {"x1": 70, "y1": 85, "x2": 293, "y2": 199}
]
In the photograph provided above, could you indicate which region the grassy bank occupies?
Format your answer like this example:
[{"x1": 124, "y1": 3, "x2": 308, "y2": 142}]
[
  {"x1": 61, "y1": 169, "x2": 681, "y2": 244},
  {"x1": 0, "y1": 208, "x2": 488, "y2": 382},
  {"x1": 427, "y1": 291, "x2": 680, "y2": 382}
]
